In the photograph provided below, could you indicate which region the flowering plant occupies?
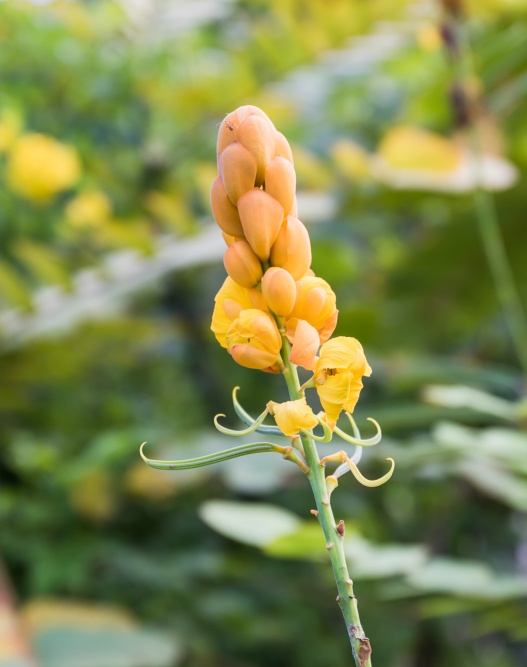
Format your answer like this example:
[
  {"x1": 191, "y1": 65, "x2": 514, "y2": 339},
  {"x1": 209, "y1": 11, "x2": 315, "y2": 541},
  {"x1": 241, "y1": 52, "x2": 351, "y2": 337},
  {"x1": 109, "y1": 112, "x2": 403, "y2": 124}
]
[{"x1": 142, "y1": 105, "x2": 394, "y2": 667}]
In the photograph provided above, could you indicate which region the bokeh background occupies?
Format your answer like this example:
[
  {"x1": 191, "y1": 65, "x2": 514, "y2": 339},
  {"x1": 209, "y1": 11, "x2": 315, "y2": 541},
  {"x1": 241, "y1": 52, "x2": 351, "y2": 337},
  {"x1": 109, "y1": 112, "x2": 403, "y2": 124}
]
[{"x1": 1, "y1": 0, "x2": 527, "y2": 666}]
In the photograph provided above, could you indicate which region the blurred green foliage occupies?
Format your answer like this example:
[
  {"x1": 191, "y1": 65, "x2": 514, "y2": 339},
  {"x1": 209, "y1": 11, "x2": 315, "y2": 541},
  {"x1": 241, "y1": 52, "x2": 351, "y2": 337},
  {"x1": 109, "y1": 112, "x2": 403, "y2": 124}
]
[{"x1": 1, "y1": 1, "x2": 527, "y2": 666}]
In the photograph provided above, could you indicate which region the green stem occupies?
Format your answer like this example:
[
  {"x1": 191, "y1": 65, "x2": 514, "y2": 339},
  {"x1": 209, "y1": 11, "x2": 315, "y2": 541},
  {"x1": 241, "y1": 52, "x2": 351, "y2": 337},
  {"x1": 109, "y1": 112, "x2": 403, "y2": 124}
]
[
  {"x1": 472, "y1": 185, "x2": 527, "y2": 374},
  {"x1": 281, "y1": 337, "x2": 372, "y2": 667},
  {"x1": 451, "y1": 17, "x2": 527, "y2": 375}
]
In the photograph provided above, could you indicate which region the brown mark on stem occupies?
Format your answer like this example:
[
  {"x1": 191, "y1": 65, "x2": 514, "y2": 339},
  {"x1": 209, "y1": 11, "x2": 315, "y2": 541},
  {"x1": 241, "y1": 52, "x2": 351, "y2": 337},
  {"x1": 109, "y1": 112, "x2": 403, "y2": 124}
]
[
  {"x1": 350, "y1": 626, "x2": 372, "y2": 667},
  {"x1": 336, "y1": 519, "x2": 345, "y2": 538},
  {"x1": 310, "y1": 509, "x2": 319, "y2": 517}
]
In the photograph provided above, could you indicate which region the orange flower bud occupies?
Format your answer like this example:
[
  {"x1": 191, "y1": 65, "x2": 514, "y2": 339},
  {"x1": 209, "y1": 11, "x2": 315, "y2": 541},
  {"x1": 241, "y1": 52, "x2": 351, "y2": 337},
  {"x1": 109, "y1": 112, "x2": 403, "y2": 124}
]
[
  {"x1": 286, "y1": 275, "x2": 338, "y2": 345},
  {"x1": 236, "y1": 114, "x2": 276, "y2": 186},
  {"x1": 270, "y1": 216, "x2": 311, "y2": 280},
  {"x1": 226, "y1": 309, "x2": 282, "y2": 371},
  {"x1": 211, "y1": 277, "x2": 268, "y2": 348},
  {"x1": 224, "y1": 240, "x2": 263, "y2": 288},
  {"x1": 314, "y1": 337, "x2": 372, "y2": 423},
  {"x1": 217, "y1": 106, "x2": 273, "y2": 159},
  {"x1": 237, "y1": 188, "x2": 284, "y2": 262},
  {"x1": 221, "y1": 231, "x2": 243, "y2": 247},
  {"x1": 264, "y1": 156, "x2": 296, "y2": 216},
  {"x1": 210, "y1": 176, "x2": 244, "y2": 237},
  {"x1": 261, "y1": 267, "x2": 297, "y2": 317},
  {"x1": 274, "y1": 131, "x2": 294, "y2": 163},
  {"x1": 290, "y1": 196, "x2": 298, "y2": 218},
  {"x1": 219, "y1": 142, "x2": 257, "y2": 205}
]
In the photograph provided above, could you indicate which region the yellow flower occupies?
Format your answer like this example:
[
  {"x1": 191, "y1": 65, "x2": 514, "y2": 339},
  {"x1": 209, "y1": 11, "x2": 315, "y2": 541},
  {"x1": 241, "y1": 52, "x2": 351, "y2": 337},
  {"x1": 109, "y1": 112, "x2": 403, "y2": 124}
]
[
  {"x1": 377, "y1": 126, "x2": 461, "y2": 173},
  {"x1": 267, "y1": 397, "x2": 318, "y2": 437},
  {"x1": 211, "y1": 277, "x2": 268, "y2": 348},
  {"x1": 7, "y1": 133, "x2": 81, "y2": 201},
  {"x1": 226, "y1": 309, "x2": 282, "y2": 372},
  {"x1": 314, "y1": 337, "x2": 372, "y2": 424},
  {"x1": 286, "y1": 275, "x2": 338, "y2": 345},
  {"x1": 65, "y1": 190, "x2": 111, "y2": 228}
]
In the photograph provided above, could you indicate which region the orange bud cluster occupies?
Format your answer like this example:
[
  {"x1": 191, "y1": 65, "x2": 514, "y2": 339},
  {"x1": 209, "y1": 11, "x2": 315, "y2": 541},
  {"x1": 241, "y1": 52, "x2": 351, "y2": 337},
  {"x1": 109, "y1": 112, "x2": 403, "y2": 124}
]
[{"x1": 210, "y1": 105, "x2": 338, "y2": 374}]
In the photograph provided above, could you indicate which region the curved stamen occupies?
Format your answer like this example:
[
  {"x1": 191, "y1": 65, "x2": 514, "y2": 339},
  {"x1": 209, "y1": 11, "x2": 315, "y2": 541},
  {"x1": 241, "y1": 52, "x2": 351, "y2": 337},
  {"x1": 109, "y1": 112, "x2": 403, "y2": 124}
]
[
  {"x1": 232, "y1": 387, "x2": 284, "y2": 436},
  {"x1": 307, "y1": 415, "x2": 334, "y2": 442},
  {"x1": 214, "y1": 406, "x2": 270, "y2": 436},
  {"x1": 140, "y1": 440, "x2": 287, "y2": 470},
  {"x1": 333, "y1": 445, "x2": 362, "y2": 479},
  {"x1": 334, "y1": 415, "x2": 382, "y2": 447},
  {"x1": 346, "y1": 456, "x2": 395, "y2": 488}
]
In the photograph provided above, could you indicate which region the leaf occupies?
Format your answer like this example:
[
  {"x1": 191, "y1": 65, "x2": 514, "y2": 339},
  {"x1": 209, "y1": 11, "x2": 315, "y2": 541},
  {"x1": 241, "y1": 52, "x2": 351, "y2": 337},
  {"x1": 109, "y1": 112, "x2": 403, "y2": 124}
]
[
  {"x1": 265, "y1": 521, "x2": 327, "y2": 560},
  {"x1": 423, "y1": 384, "x2": 516, "y2": 421},
  {"x1": 454, "y1": 459, "x2": 527, "y2": 511},
  {"x1": 405, "y1": 557, "x2": 494, "y2": 596},
  {"x1": 198, "y1": 500, "x2": 300, "y2": 547},
  {"x1": 345, "y1": 538, "x2": 428, "y2": 580}
]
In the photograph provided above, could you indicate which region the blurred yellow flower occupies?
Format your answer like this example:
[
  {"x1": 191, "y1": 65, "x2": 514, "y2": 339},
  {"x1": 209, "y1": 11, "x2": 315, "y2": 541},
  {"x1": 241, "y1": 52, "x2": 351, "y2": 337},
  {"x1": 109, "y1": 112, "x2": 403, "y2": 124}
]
[
  {"x1": 68, "y1": 471, "x2": 116, "y2": 522},
  {"x1": 377, "y1": 126, "x2": 461, "y2": 172},
  {"x1": 267, "y1": 397, "x2": 318, "y2": 437},
  {"x1": 331, "y1": 139, "x2": 371, "y2": 181},
  {"x1": 314, "y1": 336, "x2": 372, "y2": 424},
  {"x1": 0, "y1": 108, "x2": 22, "y2": 153},
  {"x1": 65, "y1": 190, "x2": 111, "y2": 228},
  {"x1": 7, "y1": 133, "x2": 81, "y2": 201},
  {"x1": 226, "y1": 308, "x2": 282, "y2": 372},
  {"x1": 211, "y1": 276, "x2": 268, "y2": 348},
  {"x1": 416, "y1": 24, "x2": 442, "y2": 52}
]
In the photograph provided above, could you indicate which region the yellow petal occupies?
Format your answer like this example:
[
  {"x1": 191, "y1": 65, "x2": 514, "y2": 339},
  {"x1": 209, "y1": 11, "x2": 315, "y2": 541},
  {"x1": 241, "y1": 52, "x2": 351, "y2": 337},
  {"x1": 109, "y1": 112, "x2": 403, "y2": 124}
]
[
  {"x1": 269, "y1": 397, "x2": 318, "y2": 437},
  {"x1": 211, "y1": 277, "x2": 267, "y2": 347},
  {"x1": 290, "y1": 319, "x2": 319, "y2": 371}
]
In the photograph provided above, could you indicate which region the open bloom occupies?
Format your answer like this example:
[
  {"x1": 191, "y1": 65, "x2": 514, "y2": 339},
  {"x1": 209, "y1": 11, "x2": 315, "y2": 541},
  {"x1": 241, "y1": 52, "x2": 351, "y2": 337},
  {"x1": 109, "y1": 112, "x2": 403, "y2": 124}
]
[
  {"x1": 211, "y1": 277, "x2": 267, "y2": 348},
  {"x1": 226, "y1": 309, "x2": 282, "y2": 372},
  {"x1": 267, "y1": 397, "x2": 318, "y2": 437},
  {"x1": 314, "y1": 337, "x2": 372, "y2": 424}
]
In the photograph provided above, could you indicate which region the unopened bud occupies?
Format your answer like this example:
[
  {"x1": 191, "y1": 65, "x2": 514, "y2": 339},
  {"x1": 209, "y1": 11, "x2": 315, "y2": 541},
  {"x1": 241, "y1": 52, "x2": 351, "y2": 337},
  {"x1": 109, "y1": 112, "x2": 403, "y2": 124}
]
[
  {"x1": 236, "y1": 114, "x2": 276, "y2": 186},
  {"x1": 217, "y1": 106, "x2": 273, "y2": 159},
  {"x1": 211, "y1": 176, "x2": 244, "y2": 237},
  {"x1": 261, "y1": 267, "x2": 297, "y2": 317},
  {"x1": 224, "y1": 240, "x2": 263, "y2": 288},
  {"x1": 274, "y1": 131, "x2": 294, "y2": 163},
  {"x1": 264, "y1": 156, "x2": 296, "y2": 216},
  {"x1": 270, "y1": 216, "x2": 311, "y2": 280},
  {"x1": 237, "y1": 188, "x2": 284, "y2": 262},
  {"x1": 221, "y1": 231, "x2": 243, "y2": 247},
  {"x1": 219, "y1": 142, "x2": 257, "y2": 205}
]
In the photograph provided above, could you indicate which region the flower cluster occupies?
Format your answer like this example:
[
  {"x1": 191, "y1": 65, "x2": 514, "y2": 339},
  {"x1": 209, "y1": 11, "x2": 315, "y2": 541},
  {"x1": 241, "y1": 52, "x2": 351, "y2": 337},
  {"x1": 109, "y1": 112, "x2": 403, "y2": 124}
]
[{"x1": 210, "y1": 105, "x2": 371, "y2": 429}]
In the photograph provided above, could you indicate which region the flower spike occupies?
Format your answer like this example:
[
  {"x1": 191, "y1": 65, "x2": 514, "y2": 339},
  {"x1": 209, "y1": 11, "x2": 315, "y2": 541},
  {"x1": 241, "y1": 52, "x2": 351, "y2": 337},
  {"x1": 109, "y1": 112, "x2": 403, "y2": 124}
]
[
  {"x1": 333, "y1": 414, "x2": 382, "y2": 447},
  {"x1": 232, "y1": 386, "x2": 284, "y2": 436},
  {"x1": 214, "y1": 405, "x2": 270, "y2": 436}
]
